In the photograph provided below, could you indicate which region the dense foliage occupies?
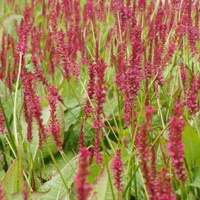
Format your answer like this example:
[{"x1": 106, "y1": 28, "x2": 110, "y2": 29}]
[{"x1": 0, "y1": 0, "x2": 200, "y2": 199}]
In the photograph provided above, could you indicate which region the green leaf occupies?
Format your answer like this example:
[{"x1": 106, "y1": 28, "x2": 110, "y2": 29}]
[
  {"x1": 3, "y1": 15, "x2": 22, "y2": 38},
  {"x1": 182, "y1": 122, "x2": 200, "y2": 168},
  {"x1": 88, "y1": 165, "x2": 117, "y2": 200},
  {"x1": 190, "y1": 167, "x2": 200, "y2": 189},
  {"x1": 11, "y1": 191, "x2": 50, "y2": 200},
  {"x1": 64, "y1": 106, "x2": 81, "y2": 132},
  {"x1": 0, "y1": 159, "x2": 24, "y2": 197},
  {"x1": 38, "y1": 152, "x2": 74, "y2": 181},
  {"x1": 60, "y1": 79, "x2": 84, "y2": 109},
  {"x1": 38, "y1": 156, "x2": 77, "y2": 200}
]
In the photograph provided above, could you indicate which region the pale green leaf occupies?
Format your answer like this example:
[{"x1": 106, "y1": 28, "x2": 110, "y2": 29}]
[
  {"x1": 88, "y1": 165, "x2": 118, "y2": 200},
  {"x1": 0, "y1": 159, "x2": 24, "y2": 197},
  {"x1": 64, "y1": 106, "x2": 81, "y2": 132},
  {"x1": 38, "y1": 156, "x2": 77, "y2": 200},
  {"x1": 182, "y1": 122, "x2": 200, "y2": 168}
]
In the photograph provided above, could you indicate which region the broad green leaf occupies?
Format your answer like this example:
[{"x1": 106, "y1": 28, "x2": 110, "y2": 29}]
[
  {"x1": 104, "y1": 97, "x2": 118, "y2": 118},
  {"x1": 0, "y1": 170, "x2": 5, "y2": 180},
  {"x1": 3, "y1": 15, "x2": 22, "y2": 37},
  {"x1": 64, "y1": 106, "x2": 81, "y2": 132},
  {"x1": 0, "y1": 80, "x2": 9, "y2": 98},
  {"x1": 11, "y1": 191, "x2": 50, "y2": 200},
  {"x1": 88, "y1": 165, "x2": 118, "y2": 200},
  {"x1": 0, "y1": 159, "x2": 24, "y2": 197},
  {"x1": 88, "y1": 164, "x2": 102, "y2": 184},
  {"x1": 60, "y1": 79, "x2": 84, "y2": 109},
  {"x1": 38, "y1": 156, "x2": 77, "y2": 200},
  {"x1": 38, "y1": 152, "x2": 74, "y2": 181},
  {"x1": 182, "y1": 122, "x2": 200, "y2": 168},
  {"x1": 190, "y1": 167, "x2": 200, "y2": 189}
]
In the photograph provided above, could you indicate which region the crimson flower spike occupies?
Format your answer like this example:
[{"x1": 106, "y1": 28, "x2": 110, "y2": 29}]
[
  {"x1": 46, "y1": 85, "x2": 63, "y2": 150},
  {"x1": 93, "y1": 59, "x2": 107, "y2": 165},
  {"x1": 154, "y1": 168, "x2": 176, "y2": 200},
  {"x1": 167, "y1": 102, "x2": 187, "y2": 183},
  {"x1": 112, "y1": 149, "x2": 124, "y2": 191},
  {"x1": 22, "y1": 72, "x2": 47, "y2": 147},
  {"x1": 135, "y1": 106, "x2": 157, "y2": 198},
  {"x1": 78, "y1": 121, "x2": 85, "y2": 151},
  {"x1": 75, "y1": 147, "x2": 92, "y2": 200}
]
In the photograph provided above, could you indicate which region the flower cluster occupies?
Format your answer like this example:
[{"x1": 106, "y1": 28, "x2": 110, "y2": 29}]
[
  {"x1": 154, "y1": 168, "x2": 176, "y2": 200},
  {"x1": 56, "y1": 30, "x2": 79, "y2": 80},
  {"x1": 22, "y1": 72, "x2": 46, "y2": 147},
  {"x1": 17, "y1": 7, "x2": 32, "y2": 69},
  {"x1": 136, "y1": 106, "x2": 156, "y2": 198},
  {"x1": 185, "y1": 71, "x2": 200, "y2": 114},
  {"x1": 93, "y1": 59, "x2": 107, "y2": 165},
  {"x1": 112, "y1": 149, "x2": 124, "y2": 191},
  {"x1": 168, "y1": 102, "x2": 186, "y2": 183},
  {"x1": 75, "y1": 147, "x2": 92, "y2": 200},
  {"x1": 0, "y1": 110, "x2": 6, "y2": 134},
  {"x1": 46, "y1": 85, "x2": 62, "y2": 149}
]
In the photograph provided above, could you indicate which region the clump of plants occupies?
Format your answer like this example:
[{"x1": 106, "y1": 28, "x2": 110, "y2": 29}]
[{"x1": 0, "y1": 0, "x2": 200, "y2": 199}]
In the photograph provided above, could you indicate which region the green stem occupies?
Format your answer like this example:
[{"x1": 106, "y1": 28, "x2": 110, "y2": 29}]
[
  {"x1": 46, "y1": 144, "x2": 70, "y2": 193},
  {"x1": 123, "y1": 165, "x2": 139, "y2": 198},
  {"x1": 0, "y1": 98, "x2": 17, "y2": 156},
  {"x1": 100, "y1": 136, "x2": 116, "y2": 200},
  {"x1": 13, "y1": 52, "x2": 22, "y2": 148}
]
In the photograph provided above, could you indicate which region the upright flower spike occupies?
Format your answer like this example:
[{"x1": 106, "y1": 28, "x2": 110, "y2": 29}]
[
  {"x1": 31, "y1": 26, "x2": 43, "y2": 69},
  {"x1": 96, "y1": 0, "x2": 106, "y2": 21},
  {"x1": 50, "y1": 9, "x2": 58, "y2": 36},
  {"x1": 168, "y1": 102, "x2": 186, "y2": 183},
  {"x1": 0, "y1": 110, "x2": 6, "y2": 135},
  {"x1": 75, "y1": 147, "x2": 92, "y2": 200},
  {"x1": 0, "y1": 33, "x2": 6, "y2": 80},
  {"x1": 56, "y1": 30, "x2": 79, "y2": 80},
  {"x1": 154, "y1": 168, "x2": 176, "y2": 200},
  {"x1": 186, "y1": 71, "x2": 199, "y2": 115},
  {"x1": 93, "y1": 59, "x2": 107, "y2": 165},
  {"x1": 17, "y1": 6, "x2": 32, "y2": 68},
  {"x1": 46, "y1": 85, "x2": 62, "y2": 149},
  {"x1": 135, "y1": 106, "x2": 156, "y2": 198},
  {"x1": 83, "y1": 62, "x2": 96, "y2": 118},
  {"x1": 78, "y1": 121, "x2": 85, "y2": 151},
  {"x1": 112, "y1": 149, "x2": 124, "y2": 191},
  {"x1": 115, "y1": 24, "x2": 143, "y2": 126},
  {"x1": 180, "y1": 63, "x2": 187, "y2": 92},
  {"x1": 22, "y1": 72, "x2": 47, "y2": 147},
  {"x1": 83, "y1": 0, "x2": 95, "y2": 23}
]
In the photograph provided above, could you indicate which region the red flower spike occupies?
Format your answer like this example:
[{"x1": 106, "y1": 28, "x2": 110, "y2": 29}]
[
  {"x1": 154, "y1": 168, "x2": 176, "y2": 200},
  {"x1": 112, "y1": 149, "x2": 124, "y2": 191},
  {"x1": 168, "y1": 102, "x2": 186, "y2": 183},
  {"x1": 0, "y1": 110, "x2": 6, "y2": 135},
  {"x1": 135, "y1": 106, "x2": 156, "y2": 198},
  {"x1": 83, "y1": 62, "x2": 96, "y2": 118},
  {"x1": 79, "y1": 121, "x2": 85, "y2": 151},
  {"x1": 75, "y1": 147, "x2": 92, "y2": 200},
  {"x1": 22, "y1": 72, "x2": 47, "y2": 147},
  {"x1": 46, "y1": 85, "x2": 62, "y2": 150}
]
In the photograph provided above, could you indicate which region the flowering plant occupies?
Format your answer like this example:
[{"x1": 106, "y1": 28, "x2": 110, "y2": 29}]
[{"x1": 0, "y1": 0, "x2": 199, "y2": 199}]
